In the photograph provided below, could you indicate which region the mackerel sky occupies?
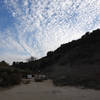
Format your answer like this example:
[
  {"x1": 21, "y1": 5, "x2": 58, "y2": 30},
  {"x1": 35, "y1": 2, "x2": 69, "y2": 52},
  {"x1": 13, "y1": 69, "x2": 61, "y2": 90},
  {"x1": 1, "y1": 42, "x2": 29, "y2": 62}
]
[{"x1": 0, "y1": 0, "x2": 100, "y2": 64}]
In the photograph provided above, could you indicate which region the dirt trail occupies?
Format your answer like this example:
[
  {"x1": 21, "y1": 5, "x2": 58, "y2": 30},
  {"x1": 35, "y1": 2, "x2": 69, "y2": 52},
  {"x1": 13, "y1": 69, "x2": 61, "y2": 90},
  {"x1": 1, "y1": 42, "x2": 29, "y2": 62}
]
[{"x1": 0, "y1": 80, "x2": 100, "y2": 100}]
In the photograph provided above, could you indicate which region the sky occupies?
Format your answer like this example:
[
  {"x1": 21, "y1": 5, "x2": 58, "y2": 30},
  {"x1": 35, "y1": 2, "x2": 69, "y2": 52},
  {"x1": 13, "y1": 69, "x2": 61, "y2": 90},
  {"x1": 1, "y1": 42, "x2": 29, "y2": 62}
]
[{"x1": 0, "y1": 0, "x2": 100, "y2": 64}]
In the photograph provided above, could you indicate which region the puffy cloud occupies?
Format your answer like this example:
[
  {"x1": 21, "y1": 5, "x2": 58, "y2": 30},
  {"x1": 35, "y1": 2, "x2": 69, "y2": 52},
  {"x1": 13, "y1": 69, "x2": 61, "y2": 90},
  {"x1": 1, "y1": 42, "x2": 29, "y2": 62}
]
[{"x1": 1, "y1": 0, "x2": 100, "y2": 63}]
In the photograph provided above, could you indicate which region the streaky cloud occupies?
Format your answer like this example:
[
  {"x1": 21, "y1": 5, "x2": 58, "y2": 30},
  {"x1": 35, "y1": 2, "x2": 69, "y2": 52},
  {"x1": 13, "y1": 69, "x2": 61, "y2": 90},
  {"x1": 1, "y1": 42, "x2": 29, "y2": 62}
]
[{"x1": 1, "y1": 0, "x2": 100, "y2": 63}]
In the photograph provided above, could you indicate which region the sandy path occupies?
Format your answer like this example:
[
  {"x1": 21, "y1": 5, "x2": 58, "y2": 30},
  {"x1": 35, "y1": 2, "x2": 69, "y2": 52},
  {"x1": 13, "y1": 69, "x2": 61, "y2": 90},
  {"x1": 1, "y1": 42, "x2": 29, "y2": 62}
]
[{"x1": 0, "y1": 80, "x2": 100, "y2": 100}]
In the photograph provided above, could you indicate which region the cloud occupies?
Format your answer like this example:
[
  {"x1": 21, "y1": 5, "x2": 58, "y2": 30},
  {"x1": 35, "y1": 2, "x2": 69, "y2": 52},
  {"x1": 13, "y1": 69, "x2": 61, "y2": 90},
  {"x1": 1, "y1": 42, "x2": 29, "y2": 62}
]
[
  {"x1": 0, "y1": 30, "x2": 25, "y2": 53},
  {"x1": 0, "y1": 53, "x2": 30, "y2": 65},
  {"x1": 1, "y1": 0, "x2": 100, "y2": 63}
]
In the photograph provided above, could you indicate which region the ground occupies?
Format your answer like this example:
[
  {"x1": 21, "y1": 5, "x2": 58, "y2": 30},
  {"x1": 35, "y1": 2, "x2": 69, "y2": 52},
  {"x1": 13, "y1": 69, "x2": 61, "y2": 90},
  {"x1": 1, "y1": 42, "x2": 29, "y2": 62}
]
[{"x1": 0, "y1": 80, "x2": 100, "y2": 100}]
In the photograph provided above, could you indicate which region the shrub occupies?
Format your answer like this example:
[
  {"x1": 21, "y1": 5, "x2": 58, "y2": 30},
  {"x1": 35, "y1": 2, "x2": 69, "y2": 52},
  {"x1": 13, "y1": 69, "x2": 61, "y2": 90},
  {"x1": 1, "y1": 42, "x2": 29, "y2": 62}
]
[{"x1": 0, "y1": 67, "x2": 22, "y2": 87}]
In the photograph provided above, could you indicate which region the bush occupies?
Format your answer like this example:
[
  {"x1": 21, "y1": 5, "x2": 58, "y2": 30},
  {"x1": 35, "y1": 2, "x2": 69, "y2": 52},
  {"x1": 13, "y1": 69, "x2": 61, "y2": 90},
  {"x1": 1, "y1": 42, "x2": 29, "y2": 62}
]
[{"x1": 0, "y1": 68, "x2": 22, "y2": 87}]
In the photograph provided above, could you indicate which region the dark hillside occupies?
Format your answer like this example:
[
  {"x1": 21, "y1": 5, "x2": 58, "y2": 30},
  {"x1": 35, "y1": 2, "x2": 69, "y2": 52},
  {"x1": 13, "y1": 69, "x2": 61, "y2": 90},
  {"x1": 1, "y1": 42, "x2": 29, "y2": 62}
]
[
  {"x1": 12, "y1": 29, "x2": 100, "y2": 89},
  {"x1": 45, "y1": 29, "x2": 100, "y2": 89}
]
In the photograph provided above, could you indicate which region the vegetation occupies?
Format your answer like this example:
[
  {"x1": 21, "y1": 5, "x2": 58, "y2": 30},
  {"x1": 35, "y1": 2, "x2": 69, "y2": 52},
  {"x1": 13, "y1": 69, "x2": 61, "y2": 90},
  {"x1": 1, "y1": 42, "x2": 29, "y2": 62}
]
[
  {"x1": 0, "y1": 61, "x2": 9, "y2": 67},
  {"x1": 0, "y1": 61, "x2": 22, "y2": 87}
]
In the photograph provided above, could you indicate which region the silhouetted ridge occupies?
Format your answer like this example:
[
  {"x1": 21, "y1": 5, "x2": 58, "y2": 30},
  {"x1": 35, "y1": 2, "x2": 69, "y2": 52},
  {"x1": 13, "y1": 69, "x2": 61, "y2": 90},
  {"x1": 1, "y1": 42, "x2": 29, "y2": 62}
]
[{"x1": 12, "y1": 29, "x2": 100, "y2": 89}]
